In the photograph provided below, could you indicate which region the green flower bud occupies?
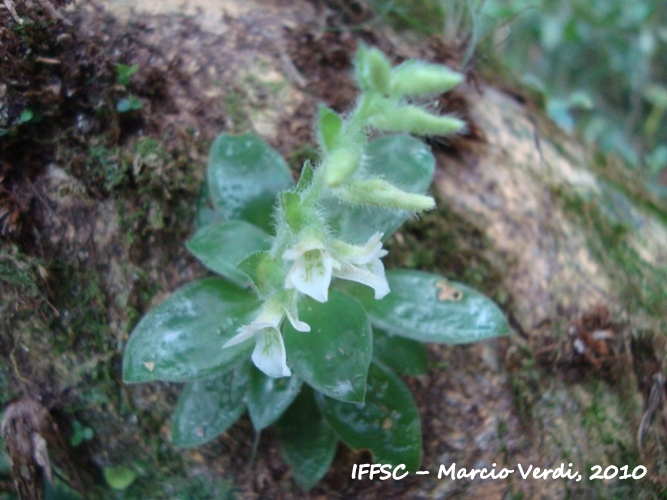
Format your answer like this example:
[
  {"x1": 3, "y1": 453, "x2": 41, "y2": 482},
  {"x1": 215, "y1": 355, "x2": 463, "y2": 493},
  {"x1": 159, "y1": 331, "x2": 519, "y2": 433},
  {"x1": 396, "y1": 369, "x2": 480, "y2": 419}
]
[
  {"x1": 337, "y1": 178, "x2": 435, "y2": 212},
  {"x1": 369, "y1": 105, "x2": 466, "y2": 136},
  {"x1": 355, "y1": 44, "x2": 392, "y2": 94},
  {"x1": 389, "y1": 61, "x2": 464, "y2": 96}
]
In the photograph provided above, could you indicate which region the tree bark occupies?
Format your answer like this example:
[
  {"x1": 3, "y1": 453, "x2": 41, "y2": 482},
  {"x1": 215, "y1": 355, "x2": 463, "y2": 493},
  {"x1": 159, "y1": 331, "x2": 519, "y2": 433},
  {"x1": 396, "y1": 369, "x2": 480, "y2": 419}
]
[{"x1": 1, "y1": 0, "x2": 666, "y2": 497}]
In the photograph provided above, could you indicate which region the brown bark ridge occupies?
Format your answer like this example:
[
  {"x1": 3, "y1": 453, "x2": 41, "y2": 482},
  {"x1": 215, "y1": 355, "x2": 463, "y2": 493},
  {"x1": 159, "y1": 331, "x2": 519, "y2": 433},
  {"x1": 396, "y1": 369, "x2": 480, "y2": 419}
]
[{"x1": 1, "y1": 0, "x2": 666, "y2": 498}]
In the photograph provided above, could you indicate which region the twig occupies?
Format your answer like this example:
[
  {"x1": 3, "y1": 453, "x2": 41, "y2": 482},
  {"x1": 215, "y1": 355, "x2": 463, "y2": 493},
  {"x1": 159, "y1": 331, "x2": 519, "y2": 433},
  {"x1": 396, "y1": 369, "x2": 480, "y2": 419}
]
[
  {"x1": 34, "y1": 56, "x2": 61, "y2": 65},
  {"x1": 3, "y1": 0, "x2": 23, "y2": 24}
]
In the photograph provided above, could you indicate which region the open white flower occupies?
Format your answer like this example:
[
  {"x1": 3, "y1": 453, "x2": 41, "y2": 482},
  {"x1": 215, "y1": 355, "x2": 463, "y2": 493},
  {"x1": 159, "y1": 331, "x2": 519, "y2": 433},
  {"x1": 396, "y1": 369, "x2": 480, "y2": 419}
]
[
  {"x1": 283, "y1": 237, "x2": 341, "y2": 303},
  {"x1": 331, "y1": 232, "x2": 390, "y2": 299},
  {"x1": 223, "y1": 298, "x2": 309, "y2": 378}
]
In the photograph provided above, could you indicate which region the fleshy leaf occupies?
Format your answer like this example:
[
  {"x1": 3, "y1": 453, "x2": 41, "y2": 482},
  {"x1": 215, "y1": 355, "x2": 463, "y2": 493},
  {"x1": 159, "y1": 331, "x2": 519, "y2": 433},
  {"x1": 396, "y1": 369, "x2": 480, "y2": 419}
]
[
  {"x1": 283, "y1": 291, "x2": 372, "y2": 403},
  {"x1": 275, "y1": 387, "x2": 338, "y2": 490},
  {"x1": 186, "y1": 221, "x2": 273, "y2": 287},
  {"x1": 373, "y1": 328, "x2": 429, "y2": 376},
  {"x1": 321, "y1": 135, "x2": 435, "y2": 243},
  {"x1": 247, "y1": 367, "x2": 303, "y2": 431},
  {"x1": 123, "y1": 278, "x2": 260, "y2": 383},
  {"x1": 207, "y1": 133, "x2": 294, "y2": 233},
  {"x1": 340, "y1": 270, "x2": 509, "y2": 344},
  {"x1": 171, "y1": 362, "x2": 250, "y2": 447},
  {"x1": 317, "y1": 362, "x2": 422, "y2": 471}
]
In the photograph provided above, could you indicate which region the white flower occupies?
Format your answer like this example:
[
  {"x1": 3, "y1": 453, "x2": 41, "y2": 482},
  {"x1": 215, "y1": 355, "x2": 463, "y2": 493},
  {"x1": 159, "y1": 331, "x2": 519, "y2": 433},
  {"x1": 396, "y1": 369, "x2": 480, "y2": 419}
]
[
  {"x1": 223, "y1": 299, "x2": 309, "y2": 378},
  {"x1": 283, "y1": 237, "x2": 341, "y2": 303},
  {"x1": 331, "y1": 232, "x2": 390, "y2": 299}
]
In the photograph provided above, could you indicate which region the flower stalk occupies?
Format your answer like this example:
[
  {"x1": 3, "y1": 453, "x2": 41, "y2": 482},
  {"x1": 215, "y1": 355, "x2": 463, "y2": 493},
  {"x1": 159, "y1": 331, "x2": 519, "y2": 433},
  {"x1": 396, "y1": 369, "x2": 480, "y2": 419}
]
[{"x1": 225, "y1": 44, "x2": 465, "y2": 378}]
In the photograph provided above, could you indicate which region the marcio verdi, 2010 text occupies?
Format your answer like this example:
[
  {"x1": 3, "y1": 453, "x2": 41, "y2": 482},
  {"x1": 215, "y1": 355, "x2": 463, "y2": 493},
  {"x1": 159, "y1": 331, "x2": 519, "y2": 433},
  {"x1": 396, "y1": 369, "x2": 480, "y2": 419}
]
[{"x1": 351, "y1": 462, "x2": 648, "y2": 482}]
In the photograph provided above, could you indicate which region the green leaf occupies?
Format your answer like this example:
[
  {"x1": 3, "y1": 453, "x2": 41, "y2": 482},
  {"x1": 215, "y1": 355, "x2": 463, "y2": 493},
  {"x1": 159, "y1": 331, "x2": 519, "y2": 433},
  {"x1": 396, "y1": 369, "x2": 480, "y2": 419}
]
[
  {"x1": 237, "y1": 251, "x2": 285, "y2": 295},
  {"x1": 295, "y1": 160, "x2": 314, "y2": 193},
  {"x1": 373, "y1": 329, "x2": 428, "y2": 376},
  {"x1": 546, "y1": 98, "x2": 575, "y2": 131},
  {"x1": 186, "y1": 221, "x2": 273, "y2": 287},
  {"x1": 321, "y1": 135, "x2": 435, "y2": 243},
  {"x1": 281, "y1": 191, "x2": 311, "y2": 233},
  {"x1": 341, "y1": 270, "x2": 509, "y2": 344},
  {"x1": 116, "y1": 96, "x2": 143, "y2": 113},
  {"x1": 283, "y1": 291, "x2": 372, "y2": 403},
  {"x1": 19, "y1": 109, "x2": 34, "y2": 124},
  {"x1": 317, "y1": 362, "x2": 422, "y2": 471},
  {"x1": 171, "y1": 362, "x2": 250, "y2": 447},
  {"x1": 207, "y1": 133, "x2": 294, "y2": 233},
  {"x1": 123, "y1": 278, "x2": 260, "y2": 383},
  {"x1": 104, "y1": 465, "x2": 137, "y2": 490},
  {"x1": 117, "y1": 63, "x2": 139, "y2": 86},
  {"x1": 275, "y1": 387, "x2": 338, "y2": 490},
  {"x1": 317, "y1": 105, "x2": 343, "y2": 152},
  {"x1": 247, "y1": 368, "x2": 302, "y2": 431},
  {"x1": 194, "y1": 178, "x2": 222, "y2": 230}
]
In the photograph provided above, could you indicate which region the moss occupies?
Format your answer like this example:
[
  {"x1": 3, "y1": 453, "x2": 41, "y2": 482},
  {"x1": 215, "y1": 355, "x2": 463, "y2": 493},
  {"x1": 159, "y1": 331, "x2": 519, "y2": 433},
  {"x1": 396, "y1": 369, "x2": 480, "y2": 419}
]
[
  {"x1": 123, "y1": 462, "x2": 236, "y2": 499},
  {"x1": 67, "y1": 142, "x2": 131, "y2": 196},
  {"x1": 589, "y1": 151, "x2": 667, "y2": 225},
  {"x1": 0, "y1": 244, "x2": 54, "y2": 401},
  {"x1": 222, "y1": 88, "x2": 253, "y2": 134},
  {"x1": 115, "y1": 134, "x2": 202, "y2": 249},
  {"x1": 384, "y1": 199, "x2": 504, "y2": 296},
  {"x1": 365, "y1": 0, "x2": 447, "y2": 36},
  {"x1": 48, "y1": 263, "x2": 110, "y2": 354},
  {"x1": 0, "y1": 246, "x2": 43, "y2": 299},
  {"x1": 243, "y1": 70, "x2": 287, "y2": 96},
  {"x1": 556, "y1": 186, "x2": 667, "y2": 323},
  {"x1": 506, "y1": 346, "x2": 541, "y2": 423}
]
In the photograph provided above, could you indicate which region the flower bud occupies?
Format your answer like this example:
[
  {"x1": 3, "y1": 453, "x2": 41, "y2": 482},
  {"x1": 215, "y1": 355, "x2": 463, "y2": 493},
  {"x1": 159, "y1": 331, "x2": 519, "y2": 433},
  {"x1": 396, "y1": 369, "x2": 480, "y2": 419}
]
[
  {"x1": 369, "y1": 105, "x2": 466, "y2": 136},
  {"x1": 389, "y1": 61, "x2": 464, "y2": 96},
  {"x1": 325, "y1": 143, "x2": 363, "y2": 187},
  {"x1": 355, "y1": 44, "x2": 392, "y2": 94},
  {"x1": 337, "y1": 178, "x2": 435, "y2": 212}
]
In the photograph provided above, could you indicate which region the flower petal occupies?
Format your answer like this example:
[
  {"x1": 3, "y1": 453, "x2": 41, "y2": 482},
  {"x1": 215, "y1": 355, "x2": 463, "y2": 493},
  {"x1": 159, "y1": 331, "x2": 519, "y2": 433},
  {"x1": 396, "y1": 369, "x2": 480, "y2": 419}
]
[
  {"x1": 286, "y1": 249, "x2": 334, "y2": 303},
  {"x1": 282, "y1": 238, "x2": 327, "y2": 262},
  {"x1": 252, "y1": 327, "x2": 291, "y2": 378},
  {"x1": 223, "y1": 327, "x2": 255, "y2": 348},
  {"x1": 285, "y1": 305, "x2": 311, "y2": 332},
  {"x1": 346, "y1": 232, "x2": 386, "y2": 265},
  {"x1": 333, "y1": 260, "x2": 390, "y2": 299}
]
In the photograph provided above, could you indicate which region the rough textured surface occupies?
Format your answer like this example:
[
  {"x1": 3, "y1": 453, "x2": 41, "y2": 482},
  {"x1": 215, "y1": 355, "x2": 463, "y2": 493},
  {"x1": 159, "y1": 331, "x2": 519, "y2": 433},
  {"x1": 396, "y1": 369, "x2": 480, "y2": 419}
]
[{"x1": 1, "y1": 0, "x2": 666, "y2": 498}]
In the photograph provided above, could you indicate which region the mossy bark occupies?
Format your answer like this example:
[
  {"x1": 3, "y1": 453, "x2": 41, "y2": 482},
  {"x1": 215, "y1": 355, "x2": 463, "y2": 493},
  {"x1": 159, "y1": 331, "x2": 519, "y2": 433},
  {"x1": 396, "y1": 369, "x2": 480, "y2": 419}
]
[{"x1": 1, "y1": 1, "x2": 666, "y2": 498}]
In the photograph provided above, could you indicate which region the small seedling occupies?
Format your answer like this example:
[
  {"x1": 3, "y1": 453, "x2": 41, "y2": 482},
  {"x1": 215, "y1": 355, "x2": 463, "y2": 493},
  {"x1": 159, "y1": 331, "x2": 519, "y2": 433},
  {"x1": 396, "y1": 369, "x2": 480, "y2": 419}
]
[
  {"x1": 116, "y1": 63, "x2": 143, "y2": 113},
  {"x1": 117, "y1": 64, "x2": 139, "y2": 86}
]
